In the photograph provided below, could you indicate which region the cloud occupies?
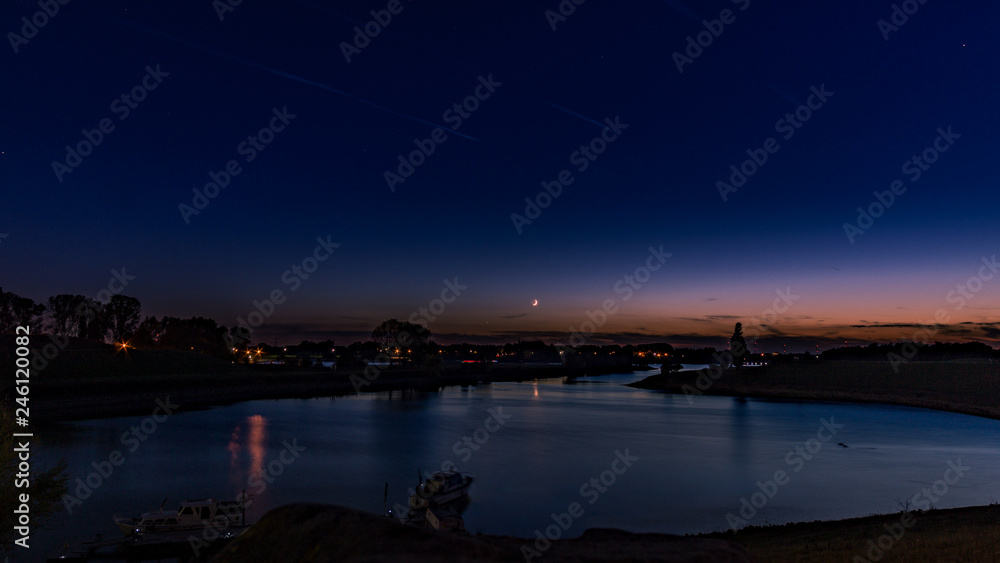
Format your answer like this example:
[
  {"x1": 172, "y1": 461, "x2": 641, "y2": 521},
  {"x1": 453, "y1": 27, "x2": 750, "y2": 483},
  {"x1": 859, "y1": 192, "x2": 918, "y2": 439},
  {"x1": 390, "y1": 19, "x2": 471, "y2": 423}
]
[
  {"x1": 676, "y1": 317, "x2": 711, "y2": 323},
  {"x1": 982, "y1": 326, "x2": 1000, "y2": 338},
  {"x1": 849, "y1": 323, "x2": 940, "y2": 329}
]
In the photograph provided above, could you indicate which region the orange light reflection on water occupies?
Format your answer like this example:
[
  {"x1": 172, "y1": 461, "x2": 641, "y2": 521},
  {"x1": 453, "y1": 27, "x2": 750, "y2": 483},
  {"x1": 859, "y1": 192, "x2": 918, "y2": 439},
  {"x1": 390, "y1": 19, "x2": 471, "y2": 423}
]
[{"x1": 227, "y1": 415, "x2": 268, "y2": 489}]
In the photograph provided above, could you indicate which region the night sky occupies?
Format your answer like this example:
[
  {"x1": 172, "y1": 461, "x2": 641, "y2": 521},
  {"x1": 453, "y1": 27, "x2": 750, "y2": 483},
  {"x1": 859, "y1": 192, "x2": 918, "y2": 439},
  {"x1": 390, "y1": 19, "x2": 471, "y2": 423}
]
[{"x1": 3, "y1": 0, "x2": 998, "y2": 351}]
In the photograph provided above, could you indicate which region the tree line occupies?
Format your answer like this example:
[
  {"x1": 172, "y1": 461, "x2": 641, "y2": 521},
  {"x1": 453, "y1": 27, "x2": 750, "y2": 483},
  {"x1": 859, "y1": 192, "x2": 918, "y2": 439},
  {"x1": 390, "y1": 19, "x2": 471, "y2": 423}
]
[
  {"x1": 0, "y1": 288, "x2": 141, "y2": 343},
  {"x1": 0, "y1": 287, "x2": 241, "y2": 359}
]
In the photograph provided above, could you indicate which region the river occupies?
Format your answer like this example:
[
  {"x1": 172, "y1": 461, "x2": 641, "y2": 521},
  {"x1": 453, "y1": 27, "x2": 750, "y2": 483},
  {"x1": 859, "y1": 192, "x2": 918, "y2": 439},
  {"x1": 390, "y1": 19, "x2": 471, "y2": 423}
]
[{"x1": 25, "y1": 369, "x2": 1000, "y2": 561}]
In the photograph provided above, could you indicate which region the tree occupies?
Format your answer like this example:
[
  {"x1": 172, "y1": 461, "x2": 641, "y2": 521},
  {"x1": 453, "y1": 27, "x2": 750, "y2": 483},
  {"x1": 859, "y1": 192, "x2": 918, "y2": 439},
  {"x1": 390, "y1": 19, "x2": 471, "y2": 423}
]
[
  {"x1": 46, "y1": 294, "x2": 88, "y2": 336},
  {"x1": 0, "y1": 289, "x2": 10, "y2": 332},
  {"x1": 75, "y1": 297, "x2": 110, "y2": 341},
  {"x1": 0, "y1": 288, "x2": 45, "y2": 333},
  {"x1": 730, "y1": 322, "x2": 749, "y2": 368},
  {"x1": 106, "y1": 295, "x2": 142, "y2": 343},
  {"x1": 371, "y1": 318, "x2": 431, "y2": 365},
  {"x1": 131, "y1": 315, "x2": 164, "y2": 348},
  {"x1": 156, "y1": 316, "x2": 231, "y2": 358}
]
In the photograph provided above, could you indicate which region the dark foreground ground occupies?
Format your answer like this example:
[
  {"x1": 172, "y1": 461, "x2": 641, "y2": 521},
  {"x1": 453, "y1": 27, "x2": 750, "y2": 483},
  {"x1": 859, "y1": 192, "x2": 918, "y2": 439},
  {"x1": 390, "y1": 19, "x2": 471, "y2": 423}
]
[
  {"x1": 704, "y1": 503, "x2": 1000, "y2": 562},
  {"x1": 208, "y1": 502, "x2": 1000, "y2": 563},
  {"x1": 210, "y1": 503, "x2": 755, "y2": 563}
]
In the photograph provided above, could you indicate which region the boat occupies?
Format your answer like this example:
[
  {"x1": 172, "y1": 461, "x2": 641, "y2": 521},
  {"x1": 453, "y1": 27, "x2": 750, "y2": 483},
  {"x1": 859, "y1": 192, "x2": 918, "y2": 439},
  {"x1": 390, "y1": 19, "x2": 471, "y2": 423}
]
[
  {"x1": 114, "y1": 497, "x2": 247, "y2": 537},
  {"x1": 408, "y1": 471, "x2": 473, "y2": 511},
  {"x1": 425, "y1": 504, "x2": 466, "y2": 533}
]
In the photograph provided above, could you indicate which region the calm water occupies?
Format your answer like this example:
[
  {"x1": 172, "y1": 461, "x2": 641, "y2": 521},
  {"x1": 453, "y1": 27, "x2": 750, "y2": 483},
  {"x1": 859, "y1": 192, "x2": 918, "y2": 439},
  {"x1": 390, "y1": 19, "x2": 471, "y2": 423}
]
[{"x1": 25, "y1": 369, "x2": 1000, "y2": 561}]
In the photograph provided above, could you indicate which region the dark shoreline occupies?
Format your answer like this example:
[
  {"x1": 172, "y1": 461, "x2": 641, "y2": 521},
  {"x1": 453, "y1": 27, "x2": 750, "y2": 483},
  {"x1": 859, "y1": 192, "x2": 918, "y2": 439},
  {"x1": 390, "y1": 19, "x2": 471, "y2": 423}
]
[
  {"x1": 628, "y1": 360, "x2": 1000, "y2": 421},
  {"x1": 25, "y1": 364, "x2": 633, "y2": 423}
]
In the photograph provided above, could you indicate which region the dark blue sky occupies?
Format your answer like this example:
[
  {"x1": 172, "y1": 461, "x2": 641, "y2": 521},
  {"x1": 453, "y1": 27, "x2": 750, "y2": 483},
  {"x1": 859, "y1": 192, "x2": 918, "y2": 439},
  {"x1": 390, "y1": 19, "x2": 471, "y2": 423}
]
[{"x1": 2, "y1": 0, "x2": 998, "y2": 350}]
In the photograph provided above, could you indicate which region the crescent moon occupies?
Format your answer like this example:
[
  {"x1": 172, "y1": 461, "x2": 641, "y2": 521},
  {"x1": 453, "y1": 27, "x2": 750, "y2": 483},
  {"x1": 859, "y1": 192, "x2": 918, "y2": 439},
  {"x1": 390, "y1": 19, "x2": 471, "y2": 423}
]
[{"x1": 531, "y1": 299, "x2": 538, "y2": 307}]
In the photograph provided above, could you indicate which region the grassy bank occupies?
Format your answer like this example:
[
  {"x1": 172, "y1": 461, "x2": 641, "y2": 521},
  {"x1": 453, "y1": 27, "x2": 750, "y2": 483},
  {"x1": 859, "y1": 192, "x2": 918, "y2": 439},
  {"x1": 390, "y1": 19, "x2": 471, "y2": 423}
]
[
  {"x1": 702, "y1": 504, "x2": 1000, "y2": 562},
  {"x1": 629, "y1": 360, "x2": 1000, "y2": 420}
]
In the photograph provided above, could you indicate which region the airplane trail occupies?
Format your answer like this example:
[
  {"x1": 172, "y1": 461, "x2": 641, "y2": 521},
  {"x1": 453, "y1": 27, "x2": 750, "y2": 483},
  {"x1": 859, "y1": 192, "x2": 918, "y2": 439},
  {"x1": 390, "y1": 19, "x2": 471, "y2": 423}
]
[
  {"x1": 541, "y1": 101, "x2": 608, "y2": 130},
  {"x1": 113, "y1": 18, "x2": 477, "y2": 141}
]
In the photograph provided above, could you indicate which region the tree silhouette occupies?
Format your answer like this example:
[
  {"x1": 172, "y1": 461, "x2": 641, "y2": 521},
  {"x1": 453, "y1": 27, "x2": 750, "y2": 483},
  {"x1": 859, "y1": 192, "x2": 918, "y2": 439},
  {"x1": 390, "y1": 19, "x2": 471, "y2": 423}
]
[
  {"x1": 46, "y1": 294, "x2": 87, "y2": 336},
  {"x1": 156, "y1": 316, "x2": 232, "y2": 358},
  {"x1": 74, "y1": 297, "x2": 110, "y2": 341},
  {"x1": 131, "y1": 315, "x2": 164, "y2": 348},
  {"x1": 106, "y1": 295, "x2": 142, "y2": 343},
  {"x1": 372, "y1": 318, "x2": 430, "y2": 366},
  {"x1": 730, "y1": 322, "x2": 749, "y2": 368},
  {"x1": 0, "y1": 288, "x2": 46, "y2": 333}
]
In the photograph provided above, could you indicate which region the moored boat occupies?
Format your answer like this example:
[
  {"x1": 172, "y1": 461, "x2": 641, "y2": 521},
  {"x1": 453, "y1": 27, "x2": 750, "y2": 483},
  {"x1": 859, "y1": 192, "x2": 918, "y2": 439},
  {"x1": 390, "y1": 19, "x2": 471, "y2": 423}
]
[
  {"x1": 408, "y1": 470, "x2": 473, "y2": 511},
  {"x1": 114, "y1": 497, "x2": 246, "y2": 537}
]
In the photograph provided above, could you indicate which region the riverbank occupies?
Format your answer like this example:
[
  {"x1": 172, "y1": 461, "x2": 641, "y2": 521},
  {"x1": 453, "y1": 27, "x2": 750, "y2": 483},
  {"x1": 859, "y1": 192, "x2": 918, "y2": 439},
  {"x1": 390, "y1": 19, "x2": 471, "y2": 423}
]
[
  {"x1": 628, "y1": 360, "x2": 1000, "y2": 421},
  {"x1": 21, "y1": 361, "x2": 633, "y2": 422},
  {"x1": 702, "y1": 503, "x2": 1000, "y2": 562}
]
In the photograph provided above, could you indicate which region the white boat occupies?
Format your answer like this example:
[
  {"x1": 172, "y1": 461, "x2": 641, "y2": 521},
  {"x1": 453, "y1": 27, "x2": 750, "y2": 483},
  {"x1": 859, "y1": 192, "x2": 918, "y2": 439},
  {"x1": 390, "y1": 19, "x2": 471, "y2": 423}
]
[
  {"x1": 114, "y1": 497, "x2": 246, "y2": 537},
  {"x1": 409, "y1": 471, "x2": 473, "y2": 511}
]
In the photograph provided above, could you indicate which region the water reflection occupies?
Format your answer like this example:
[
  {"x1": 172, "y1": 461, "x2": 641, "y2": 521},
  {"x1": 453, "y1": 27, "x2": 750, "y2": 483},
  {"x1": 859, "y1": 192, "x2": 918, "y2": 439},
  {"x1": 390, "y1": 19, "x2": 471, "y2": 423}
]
[
  {"x1": 730, "y1": 397, "x2": 751, "y2": 466},
  {"x1": 32, "y1": 371, "x2": 1000, "y2": 560},
  {"x1": 227, "y1": 414, "x2": 268, "y2": 495}
]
